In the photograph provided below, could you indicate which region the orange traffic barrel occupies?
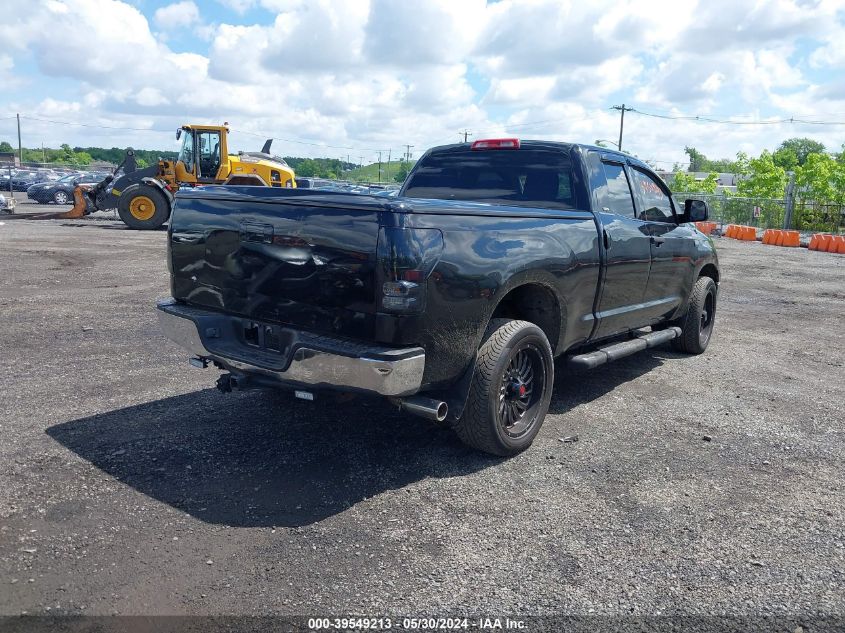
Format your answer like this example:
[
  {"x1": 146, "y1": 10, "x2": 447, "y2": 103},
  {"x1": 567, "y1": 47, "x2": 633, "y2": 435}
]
[
  {"x1": 745, "y1": 226, "x2": 758, "y2": 241},
  {"x1": 828, "y1": 235, "x2": 845, "y2": 253},
  {"x1": 775, "y1": 230, "x2": 786, "y2": 246},
  {"x1": 725, "y1": 224, "x2": 735, "y2": 238},
  {"x1": 762, "y1": 230, "x2": 771, "y2": 244},
  {"x1": 809, "y1": 234, "x2": 821, "y2": 250}
]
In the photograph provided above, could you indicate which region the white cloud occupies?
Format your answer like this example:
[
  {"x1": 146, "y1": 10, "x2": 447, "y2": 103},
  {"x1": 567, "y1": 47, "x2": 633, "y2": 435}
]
[
  {"x1": 1, "y1": 0, "x2": 844, "y2": 168},
  {"x1": 154, "y1": 1, "x2": 200, "y2": 30}
]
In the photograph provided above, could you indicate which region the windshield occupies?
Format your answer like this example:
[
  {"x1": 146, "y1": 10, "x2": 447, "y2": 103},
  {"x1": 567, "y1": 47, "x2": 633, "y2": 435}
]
[
  {"x1": 177, "y1": 130, "x2": 195, "y2": 171},
  {"x1": 403, "y1": 147, "x2": 575, "y2": 210},
  {"x1": 58, "y1": 174, "x2": 78, "y2": 183}
]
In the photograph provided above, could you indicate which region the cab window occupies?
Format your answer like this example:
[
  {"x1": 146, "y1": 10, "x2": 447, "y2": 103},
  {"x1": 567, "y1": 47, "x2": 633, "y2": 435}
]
[
  {"x1": 177, "y1": 131, "x2": 195, "y2": 174},
  {"x1": 600, "y1": 161, "x2": 635, "y2": 217},
  {"x1": 631, "y1": 168, "x2": 674, "y2": 222}
]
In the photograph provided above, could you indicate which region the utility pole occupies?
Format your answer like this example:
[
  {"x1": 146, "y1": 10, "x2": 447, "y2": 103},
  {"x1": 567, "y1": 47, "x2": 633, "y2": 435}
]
[
  {"x1": 460, "y1": 130, "x2": 472, "y2": 143},
  {"x1": 611, "y1": 104, "x2": 633, "y2": 151},
  {"x1": 404, "y1": 144, "x2": 414, "y2": 162},
  {"x1": 359, "y1": 156, "x2": 364, "y2": 169},
  {"x1": 386, "y1": 149, "x2": 391, "y2": 182},
  {"x1": 376, "y1": 151, "x2": 382, "y2": 183},
  {"x1": 16, "y1": 113, "x2": 22, "y2": 166}
]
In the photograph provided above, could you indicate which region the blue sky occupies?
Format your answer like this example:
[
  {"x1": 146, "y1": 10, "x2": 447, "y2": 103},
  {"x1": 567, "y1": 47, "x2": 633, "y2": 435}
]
[{"x1": 1, "y1": 0, "x2": 844, "y2": 167}]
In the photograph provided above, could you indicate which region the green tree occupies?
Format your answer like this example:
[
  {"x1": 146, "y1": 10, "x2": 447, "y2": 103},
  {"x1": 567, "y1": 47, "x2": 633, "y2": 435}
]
[
  {"x1": 792, "y1": 152, "x2": 845, "y2": 231},
  {"x1": 670, "y1": 171, "x2": 718, "y2": 194},
  {"x1": 684, "y1": 146, "x2": 706, "y2": 172},
  {"x1": 682, "y1": 146, "x2": 736, "y2": 172},
  {"x1": 735, "y1": 151, "x2": 787, "y2": 198},
  {"x1": 295, "y1": 158, "x2": 321, "y2": 177},
  {"x1": 393, "y1": 164, "x2": 409, "y2": 183},
  {"x1": 794, "y1": 153, "x2": 835, "y2": 203},
  {"x1": 775, "y1": 138, "x2": 825, "y2": 166},
  {"x1": 772, "y1": 147, "x2": 798, "y2": 170},
  {"x1": 0, "y1": 141, "x2": 13, "y2": 153}
]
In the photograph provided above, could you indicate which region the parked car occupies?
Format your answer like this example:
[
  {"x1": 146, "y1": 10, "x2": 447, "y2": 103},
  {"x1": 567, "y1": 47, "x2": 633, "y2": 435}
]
[
  {"x1": 26, "y1": 172, "x2": 110, "y2": 204},
  {"x1": 7, "y1": 171, "x2": 43, "y2": 191},
  {"x1": 157, "y1": 139, "x2": 718, "y2": 456}
]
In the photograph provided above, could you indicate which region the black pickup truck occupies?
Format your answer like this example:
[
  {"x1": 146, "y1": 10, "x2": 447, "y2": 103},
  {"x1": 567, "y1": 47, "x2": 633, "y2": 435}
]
[{"x1": 157, "y1": 139, "x2": 718, "y2": 456}]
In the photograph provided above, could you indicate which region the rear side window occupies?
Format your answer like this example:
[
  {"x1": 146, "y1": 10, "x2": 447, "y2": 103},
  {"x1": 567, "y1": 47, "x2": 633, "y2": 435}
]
[
  {"x1": 600, "y1": 162, "x2": 635, "y2": 217},
  {"x1": 630, "y1": 168, "x2": 674, "y2": 222},
  {"x1": 403, "y1": 148, "x2": 575, "y2": 210}
]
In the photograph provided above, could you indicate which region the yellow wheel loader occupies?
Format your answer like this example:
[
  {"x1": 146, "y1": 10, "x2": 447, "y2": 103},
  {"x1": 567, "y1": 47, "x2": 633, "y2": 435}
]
[{"x1": 70, "y1": 124, "x2": 296, "y2": 230}]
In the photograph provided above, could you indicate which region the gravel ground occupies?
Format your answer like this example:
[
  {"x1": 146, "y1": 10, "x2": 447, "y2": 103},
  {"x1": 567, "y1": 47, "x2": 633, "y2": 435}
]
[{"x1": 0, "y1": 217, "x2": 843, "y2": 629}]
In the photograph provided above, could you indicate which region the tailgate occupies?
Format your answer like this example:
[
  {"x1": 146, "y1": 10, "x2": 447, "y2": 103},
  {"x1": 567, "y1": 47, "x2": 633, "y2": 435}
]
[{"x1": 169, "y1": 187, "x2": 384, "y2": 339}]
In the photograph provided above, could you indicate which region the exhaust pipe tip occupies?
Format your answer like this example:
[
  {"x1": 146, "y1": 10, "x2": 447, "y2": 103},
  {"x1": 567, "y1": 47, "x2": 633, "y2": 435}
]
[{"x1": 394, "y1": 396, "x2": 448, "y2": 422}]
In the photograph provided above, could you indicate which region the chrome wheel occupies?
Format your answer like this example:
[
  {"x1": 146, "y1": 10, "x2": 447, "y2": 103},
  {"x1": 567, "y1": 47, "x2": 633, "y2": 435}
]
[
  {"x1": 498, "y1": 343, "x2": 547, "y2": 439},
  {"x1": 54, "y1": 191, "x2": 69, "y2": 204}
]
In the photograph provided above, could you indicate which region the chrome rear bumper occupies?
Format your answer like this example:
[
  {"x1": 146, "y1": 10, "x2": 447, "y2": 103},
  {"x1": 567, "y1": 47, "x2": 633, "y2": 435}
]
[{"x1": 156, "y1": 298, "x2": 425, "y2": 397}]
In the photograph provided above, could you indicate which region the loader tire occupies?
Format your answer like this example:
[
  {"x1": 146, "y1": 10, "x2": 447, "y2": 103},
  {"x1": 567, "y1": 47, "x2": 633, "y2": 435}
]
[{"x1": 118, "y1": 185, "x2": 170, "y2": 230}]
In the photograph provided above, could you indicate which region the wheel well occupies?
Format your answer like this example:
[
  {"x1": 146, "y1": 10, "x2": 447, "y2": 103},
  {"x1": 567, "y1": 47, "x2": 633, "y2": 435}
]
[
  {"x1": 491, "y1": 284, "x2": 561, "y2": 352},
  {"x1": 699, "y1": 263, "x2": 719, "y2": 284}
]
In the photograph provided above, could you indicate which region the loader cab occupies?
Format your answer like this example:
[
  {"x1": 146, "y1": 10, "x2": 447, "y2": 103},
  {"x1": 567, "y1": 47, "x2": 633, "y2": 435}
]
[{"x1": 175, "y1": 125, "x2": 231, "y2": 183}]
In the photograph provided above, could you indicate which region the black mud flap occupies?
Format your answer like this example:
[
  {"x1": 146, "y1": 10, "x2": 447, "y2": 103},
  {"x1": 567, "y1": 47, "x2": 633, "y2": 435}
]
[{"x1": 424, "y1": 359, "x2": 477, "y2": 425}]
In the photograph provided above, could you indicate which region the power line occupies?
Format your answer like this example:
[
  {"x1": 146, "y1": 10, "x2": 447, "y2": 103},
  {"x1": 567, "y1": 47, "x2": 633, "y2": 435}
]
[
  {"x1": 628, "y1": 109, "x2": 845, "y2": 126},
  {"x1": 20, "y1": 115, "x2": 161, "y2": 133}
]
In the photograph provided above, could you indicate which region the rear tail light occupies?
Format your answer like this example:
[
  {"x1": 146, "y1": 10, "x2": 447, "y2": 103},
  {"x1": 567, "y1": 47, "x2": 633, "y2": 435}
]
[
  {"x1": 471, "y1": 138, "x2": 520, "y2": 150},
  {"x1": 377, "y1": 227, "x2": 443, "y2": 313}
]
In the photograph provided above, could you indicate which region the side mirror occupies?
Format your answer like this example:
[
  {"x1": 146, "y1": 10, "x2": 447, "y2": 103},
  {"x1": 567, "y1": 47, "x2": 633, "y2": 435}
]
[
  {"x1": 684, "y1": 198, "x2": 709, "y2": 222},
  {"x1": 176, "y1": 128, "x2": 182, "y2": 140}
]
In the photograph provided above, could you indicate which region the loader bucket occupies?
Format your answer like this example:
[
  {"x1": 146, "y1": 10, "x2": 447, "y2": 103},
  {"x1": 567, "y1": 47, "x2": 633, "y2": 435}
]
[{"x1": 55, "y1": 186, "x2": 89, "y2": 219}]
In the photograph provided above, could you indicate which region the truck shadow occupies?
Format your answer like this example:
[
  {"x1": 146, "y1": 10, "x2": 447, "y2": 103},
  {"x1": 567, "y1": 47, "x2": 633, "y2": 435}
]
[
  {"x1": 46, "y1": 349, "x2": 679, "y2": 529},
  {"x1": 46, "y1": 389, "x2": 498, "y2": 529}
]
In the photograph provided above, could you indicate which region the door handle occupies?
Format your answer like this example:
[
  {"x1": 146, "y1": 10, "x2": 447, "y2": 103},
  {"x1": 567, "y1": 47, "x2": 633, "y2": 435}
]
[
  {"x1": 651, "y1": 236, "x2": 666, "y2": 246},
  {"x1": 603, "y1": 229, "x2": 611, "y2": 250}
]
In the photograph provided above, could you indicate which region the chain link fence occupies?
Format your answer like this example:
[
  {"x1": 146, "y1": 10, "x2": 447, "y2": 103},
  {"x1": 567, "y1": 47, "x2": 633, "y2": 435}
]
[
  {"x1": 674, "y1": 192, "x2": 844, "y2": 233},
  {"x1": 793, "y1": 200, "x2": 845, "y2": 233},
  {"x1": 674, "y1": 193, "x2": 787, "y2": 229}
]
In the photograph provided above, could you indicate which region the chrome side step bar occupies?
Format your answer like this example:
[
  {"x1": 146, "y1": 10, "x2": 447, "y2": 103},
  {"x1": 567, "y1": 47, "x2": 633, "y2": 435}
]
[{"x1": 566, "y1": 327, "x2": 682, "y2": 370}]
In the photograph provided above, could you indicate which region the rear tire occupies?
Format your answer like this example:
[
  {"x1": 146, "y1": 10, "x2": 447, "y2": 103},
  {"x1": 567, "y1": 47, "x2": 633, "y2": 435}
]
[
  {"x1": 118, "y1": 185, "x2": 170, "y2": 230},
  {"x1": 672, "y1": 276, "x2": 717, "y2": 354},
  {"x1": 453, "y1": 319, "x2": 554, "y2": 456}
]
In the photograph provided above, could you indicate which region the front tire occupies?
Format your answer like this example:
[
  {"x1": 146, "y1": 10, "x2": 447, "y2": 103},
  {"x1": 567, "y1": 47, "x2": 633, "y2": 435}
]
[
  {"x1": 454, "y1": 319, "x2": 554, "y2": 456},
  {"x1": 672, "y1": 276, "x2": 717, "y2": 354},
  {"x1": 53, "y1": 190, "x2": 69, "y2": 205},
  {"x1": 118, "y1": 185, "x2": 170, "y2": 230}
]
